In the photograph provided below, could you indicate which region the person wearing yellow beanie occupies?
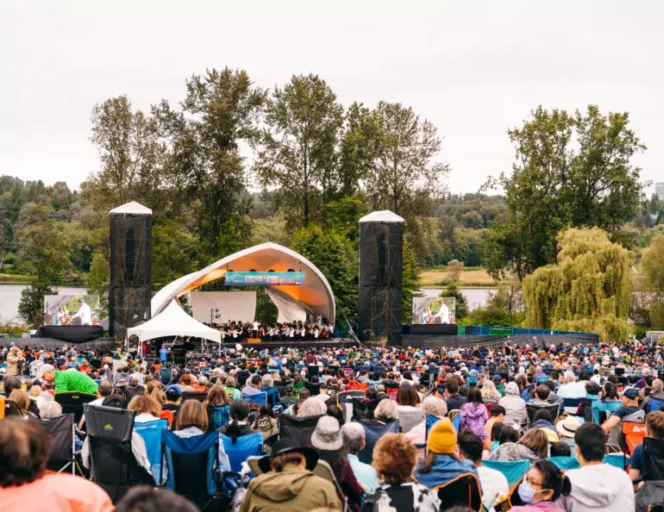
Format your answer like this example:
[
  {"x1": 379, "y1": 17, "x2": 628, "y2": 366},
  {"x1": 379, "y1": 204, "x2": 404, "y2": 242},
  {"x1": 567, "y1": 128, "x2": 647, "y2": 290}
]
[{"x1": 415, "y1": 418, "x2": 480, "y2": 488}]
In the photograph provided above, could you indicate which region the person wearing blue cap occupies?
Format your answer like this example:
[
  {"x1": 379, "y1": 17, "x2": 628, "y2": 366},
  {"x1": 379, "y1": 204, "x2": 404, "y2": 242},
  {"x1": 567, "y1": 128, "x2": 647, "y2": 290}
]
[
  {"x1": 601, "y1": 386, "x2": 640, "y2": 434},
  {"x1": 493, "y1": 374, "x2": 506, "y2": 396}
]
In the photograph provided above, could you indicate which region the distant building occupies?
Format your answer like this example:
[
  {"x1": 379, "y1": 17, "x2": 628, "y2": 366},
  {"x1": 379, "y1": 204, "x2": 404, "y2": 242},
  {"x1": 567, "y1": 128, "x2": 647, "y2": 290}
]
[{"x1": 657, "y1": 182, "x2": 664, "y2": 201}]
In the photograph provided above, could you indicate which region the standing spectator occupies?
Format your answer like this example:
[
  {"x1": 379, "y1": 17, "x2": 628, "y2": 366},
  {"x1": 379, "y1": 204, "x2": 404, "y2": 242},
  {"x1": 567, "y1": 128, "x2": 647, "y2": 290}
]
[
  {"x1": 558, "y1": 423, "x2": 634, "y2": 512},
  {"x1": 0, "y1": 419, "x2": 113, "y2": 511},
  {"x1": 6, "y1": 346, "x2": 24, "y2": 376},
  {"x1": 460, "y1": 388, "x2": 490, "y2": 449},
  {"x1": 41, "y1": 368, "x2": 98, "y2": 395}
]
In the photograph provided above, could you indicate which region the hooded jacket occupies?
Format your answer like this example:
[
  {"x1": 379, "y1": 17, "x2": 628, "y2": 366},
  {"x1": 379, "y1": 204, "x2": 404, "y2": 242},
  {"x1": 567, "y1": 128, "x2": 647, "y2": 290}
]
[
  {"x1": 239, "y1": 464, "x2": 342, "y2": 512},
  {"x1": 414, "y1": 454, "x2": 479, "y2": 488},
  {"x1": 557, "y1": 463, "x2": 634, "y2": 512},
  {"x1": 489, "y1": 442, "x2": 539, "y2": 462},
  {"x1": 460, "y1": 402, "x2": 489, "y2": 439},
  {"x1": 499, "y1": 382, "x2": 528, "y2": 426},
  {"x1": 397, "y1": 405, "x2": 424, "y2": 434}
]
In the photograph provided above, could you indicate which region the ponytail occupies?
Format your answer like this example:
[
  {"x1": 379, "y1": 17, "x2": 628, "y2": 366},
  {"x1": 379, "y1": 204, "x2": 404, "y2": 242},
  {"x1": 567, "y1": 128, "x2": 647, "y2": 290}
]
[{"x1": 561, "y1": 475, "x2": 572, "y2": 497}]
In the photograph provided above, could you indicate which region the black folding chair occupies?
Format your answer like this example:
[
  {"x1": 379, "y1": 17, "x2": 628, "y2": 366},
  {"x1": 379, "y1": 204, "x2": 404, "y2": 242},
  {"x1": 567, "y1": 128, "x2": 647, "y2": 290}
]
[
  {"x1": 181, "y1": 391, "x2": 208, "y2": 403},
  {"x1": 41, "y1": 414, "x2": 82, "y2": 475},
  {"x1": 336, "y1": 391, "x2": 365, "y2": 423},
  {"x1": 526, "y1": 403, "x2": 560, "y2": 425},
  {"x1": 278, "y1": 413, "x2": 324, "y2": 447},
  {"x1": 85, "y1": 404, "x2": 151, "y2": 503},
  {"x1": 56, "y1": 392, "x2": 98, "y2": 424},
  {"x1": 351, "y1": 397, "x2": 379, "y2": 421},
  {"x1": 358, "y1": 419, "x2": 400, "y2": 464},
  {"x1": 3, "y1": 399, "x2": 23, "y2": 417},
  {"x1": 435, "y1": 472, "x2": 483, "y2": 512}
]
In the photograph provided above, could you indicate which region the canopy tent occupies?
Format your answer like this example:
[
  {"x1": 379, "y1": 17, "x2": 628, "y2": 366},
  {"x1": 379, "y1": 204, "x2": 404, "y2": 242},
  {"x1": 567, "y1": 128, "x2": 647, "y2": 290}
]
[
  {"x1": 151, "y1": 242, "x2": 336, "y2": 325},
  {"x1": 127, "y1": 300, "x2": 221, "y2": 343}
]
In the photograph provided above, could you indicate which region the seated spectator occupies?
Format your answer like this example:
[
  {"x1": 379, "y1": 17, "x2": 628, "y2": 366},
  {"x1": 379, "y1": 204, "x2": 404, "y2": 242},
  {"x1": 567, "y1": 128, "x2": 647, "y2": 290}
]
[
  {"x1": 128, "y1": 395, "x2": 162, "y2": 423},
  {"x1": 458, "y1": 429, "x2": 508, "y2": 507},
  {"x1": 555, "y1": 416, "x2": 581, "y2": 446},
  {"x1": 0, "y1": 419, "x2": 114, "y2": 512},
  {"x1": 485, "y1": 405, "x2": 506, "y2": 440},
  {"x1": 499, "y1": 382, "x2": 528, "y2": 427},
  {"x1": 550, "y1": 441, "x2": 572, "y2": 457},
  {"x1": 415, "y1": 418, "x2": 479, "y2": 487},
  {"x1": 9, "y1": 389, "x2": 37, "y2": 420},
  {"x1": 578, "y1": 381, "x2": 601, "y2": 422},
  {"x1": 252, "y1": 404, "x2": 279, "y2": 443},
  {"x1": 115, "y1": 486, "x2": 198, "y2": 512},
  {"x1": 511, "y1": 459, "x2": 570, "y2": 511},
  {"x1": 242, "y1": 375, "x2": 263, "y2": 396},
  {"x1": 542, "y1": 380, "x2": 564, "y2": 408},
  {"x1": 602, "y1": 387, "x2": 641, "y2": 434},
  {"x1": 629, "y1": 410, "x2": 664, "y2": 483},
  {"x1": 203, "y1": 386, "x2": 231, "y2": 432},
  {"x1": 2, "y1": 375, "x2": 22, "y2": 397},
  {"x1": 42, "y1": 367, "x2": 98, "y2": 395},
  {"x1": 600, "y1": 381, "x2": 619, "y2": 402},
  {"x1": 219, "y1": 400, "x2": 256, "y2": 442},
  {"x1": 494, "y1": 374, "x2": 506, "y2": 396},
  {"x1": 39, "y1": 400, "x2": 63, "y2": 420},
  {"x1": 528, "y1": 385, "x2": 551, "y2": 406},
  {"x1": 260, "y1": 374, "x2": 282, "y2": 406},
  {"x1": 372, "y1": 398, "x2": 399, "y2": 425},
  {"x1": 406, "y1": 396, "x2": 448, "y2": 447},
  {"x1": 444, "y1": 379, "x2": 466, "y2": 411},
  {"x1": 396, "y1": 383, "x2": 423, "y2": 434},
  {"x1": 240, "y1": 437, "x2": 341, "y2": 511},
  {"x1": 490, "y1": 428, "x2": 548, "y2": 462},
  {"x1": 341, "y1": 422, "x2": 380, "y2": 493},
  {"x1": 311, "y1": 416, "x2": 362, "y2": 509},
  {"x1": 460, "y1": 388, "x2": 490, "y2": 449},
  {"x1": 641, "y1": 379, "x2": 664, "y2": 412},
  {"x1": 557, "y1": 371, "x2": 586, "y2": 399},
  {"x1": 297, "y1": 397, "x2": 327, "y2": 418},
  {"x1": 326, "y1": 403, "x2": 345, "y2": 426},
  {"x1": 490, "y1": 421, "x2": 504, "y2": 451},
  {"x1": 530, "y1": 409, "x2": 558, "y2": 442},
  {"x1": 281, "y1": 385, "x2": 298, "y2": 407},
  {"x1": 224, "y1": 376, "x2": 241, "y2": 401},
  {"x1": 362, "y1": 433, "x2": 440, "y2": 511},
  {"x1": 480, "y1": 379, "x2": 503, "y2": 404},
  {"x1": 559, "y1": 423, "x2": 634, "y2": 511}
]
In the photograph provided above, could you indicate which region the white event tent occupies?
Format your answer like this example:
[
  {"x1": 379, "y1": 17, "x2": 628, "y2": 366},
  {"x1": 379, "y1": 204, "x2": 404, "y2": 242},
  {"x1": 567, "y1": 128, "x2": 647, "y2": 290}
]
[{"x1": 126, "y1": 300, "x2": 221, "y2": 343}]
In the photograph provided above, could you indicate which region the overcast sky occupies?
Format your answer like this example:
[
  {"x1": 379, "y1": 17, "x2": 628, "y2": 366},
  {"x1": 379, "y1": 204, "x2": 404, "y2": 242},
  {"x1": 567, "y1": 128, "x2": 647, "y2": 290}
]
[{"x1": 1, "y1": 0, "x2": 662, "y2": 196}]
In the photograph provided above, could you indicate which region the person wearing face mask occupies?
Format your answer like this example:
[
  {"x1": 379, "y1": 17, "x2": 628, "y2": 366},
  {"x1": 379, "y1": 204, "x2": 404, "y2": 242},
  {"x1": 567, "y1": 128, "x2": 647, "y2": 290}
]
[{"x1": 512, "y1": 460, "x2": 570, "y2": 511}]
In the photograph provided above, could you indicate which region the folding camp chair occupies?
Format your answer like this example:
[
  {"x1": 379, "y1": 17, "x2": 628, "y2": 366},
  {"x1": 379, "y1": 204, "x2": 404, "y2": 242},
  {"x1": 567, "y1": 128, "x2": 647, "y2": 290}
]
[
  {"x1": 41, "y1": 413, "x2": 82, "y2": 475},
  {"x1": 549, "y1": 456, "x2": 580, "y2": 471},
  {"x1": 358, "y1": 419, "x2": 400, "y2": 464},
  {"x1": 623, "y1": 420, "x2": 647, "y2": 455},
  {"x1": 642, "y1": 437, "x2": 664, "y2": 481},
  {"x1": 210, "y1": 405, "x2": 230, "y2": 431},
  {"x1": 134, "y1": 418, "x2": 168, "y2": 483},
  {"x1": 526, "y1": 403, "x2": 560, "y2": 425},
  {"x1": 336, "y1": 390, "x2": 365, "y2": 424},
  {"x1": 162, "y1": 429, "x2": 224, "y2": 511},
  {"x1": 85, "y1": 404, "x2": 150, "y2": 503},
  {"x1": 159, "y1": 367, "x2": 173, "y2": 385},
  {"x1": 482, "y1": 459, "x2": 530, "y2": 489},
  {"x1": 160, "y1": 409, "x2": 175, "y2": 427},
  {"x1": 592, "y1": 400, "x2": 622, "y2": 424},
  {"x1": 242, "y1": 392, "x2": 267, "y2": 409},
  {"x1": 2, "y1": 398, "x2": 22, "y2": 418},
  {"x1": 563, "y1": 397, "x2": 584, "y2": 415},
  {"x1": 434, "y1": 472, "x2": 483, "y2": 512},
  {"x1": 448, "y1": 409, "x2": 462, "y2": 432},
  {"x1": 56, "y1": 392, "x2": 98, "y2": 424},
  {"x1": 181, "y1": 391, "x2": 208, "y2": 403},
  {"x1": 279, "y1": 413, "x2": 324, "y2": 447},
  {"x1": 221, "y1": 433, "x2": 263, "y2": 473}
]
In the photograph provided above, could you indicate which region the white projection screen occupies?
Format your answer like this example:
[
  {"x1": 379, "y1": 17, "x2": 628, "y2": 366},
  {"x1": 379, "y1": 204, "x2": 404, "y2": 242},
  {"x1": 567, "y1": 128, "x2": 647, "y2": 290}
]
[{"x1": 190, "y1": 291, "x2": 257, "y2": 324}]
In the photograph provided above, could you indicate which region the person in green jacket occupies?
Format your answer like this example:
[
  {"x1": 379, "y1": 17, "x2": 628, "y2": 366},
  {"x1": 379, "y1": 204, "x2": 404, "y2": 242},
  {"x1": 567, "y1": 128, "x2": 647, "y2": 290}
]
[{"x1": 42, "y1": 369, "x2": 98, "y2": 395}]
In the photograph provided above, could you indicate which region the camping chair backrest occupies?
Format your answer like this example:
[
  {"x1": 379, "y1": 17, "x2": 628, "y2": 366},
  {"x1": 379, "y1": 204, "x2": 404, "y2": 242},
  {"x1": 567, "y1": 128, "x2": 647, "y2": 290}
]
[
  {"x1": 84, "y1": 404, "x2": 136, "y2": 503},
  {"x1": 3, "y1": 398, "x2": 22, "y2": 418},
  {"x1": 162, "y1": 429, "x2": 219, "y2": 499},
  {"x1": 563, "y1": 397, "x2": 583, "y2": 415},
  {"x1": 623, "y1": 421, "x2": 647, "y2": 455},
  {"x1": 261, "y1": 387, "x2": 279, "y2": 407},
  {"x1": 647, "y1": 397, "x2": 664, "y2": 414},
  {"x1": 134, "y1": 419, "x2": 168, "y2": 482},
  {"x1": 482, "y1": 459, "x2": 530, "y2": 488},
  {"x1": 160, "y1": 410, "x2": 175, "y2": 427},
  {"x1": 549, "y1": 456, "x2": 580, "y2": 471},
  {"x1": 592, "y1": 400, "x2": 622, "y2": 424},
  {"x1": 434, "y1": 472, "x2": 483, "y2": 512},
  {"x1": 56, "y1": 392, "x2": 98, "y2": 423},
  {"x1": 350, "y1": 398, "x2": 372, "y2": 421},
  {"x1": 604, "y1": 452, "x2": 630, "y2": 471},
  {"x1": 448, "y1": 409, "x2": 462, "y2": 432},
  {"x1": 181, "y1": 391, "x2": 207, "y2": 403},
  {"x1": 643, "y1": 437, "x2": 664, "y2": 481},
  {"x1": 211, "y1": 405, "x2": 230, "y2": 431},
  {"x1": 526, "y1": 403, "x2": 560, "y2": 425},
  {"x1": 159, "y1": 368, "x2": 172, "y2": 385},
  {"x1": 242, "y1": 392, "x2": 267, "y2": 407},
  {"x1": 221, "y1": 433, "x2": 264, "y2": 473},
  {"x1": 279, "y1": 413, "x2": 324, "y2": 447},
  {"x1": 337, "y1": 391, "x2": 365, "y2": 423},
  {"x1": 40, "y1": 414, "x2": 75, "y2": 472},
  {"x1": 358, "y1": 420, "x2": 400, "y2": 464}
]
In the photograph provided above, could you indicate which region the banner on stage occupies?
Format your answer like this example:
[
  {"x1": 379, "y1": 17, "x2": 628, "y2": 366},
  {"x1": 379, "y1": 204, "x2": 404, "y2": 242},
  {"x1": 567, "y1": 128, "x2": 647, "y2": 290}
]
[
  {"x1": 225, "y1": 271, "x2": 305, "y2": 286},
  {"x1": 412, "y1": 296, "x2": 456, "y2": 325},
  {"x1": 44, "y1": 294, "x2": 102, "y2": 326}
]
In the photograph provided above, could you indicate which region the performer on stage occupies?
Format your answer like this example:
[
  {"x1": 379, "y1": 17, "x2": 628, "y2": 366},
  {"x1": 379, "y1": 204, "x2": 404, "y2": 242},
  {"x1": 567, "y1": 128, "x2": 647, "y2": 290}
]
[{"x1": 71, "y1": 298, "x2": 92, "y2": 326}]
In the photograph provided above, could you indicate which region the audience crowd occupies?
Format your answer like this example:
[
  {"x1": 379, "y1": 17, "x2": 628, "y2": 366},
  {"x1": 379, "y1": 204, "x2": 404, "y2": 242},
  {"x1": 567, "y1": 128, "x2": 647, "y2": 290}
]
[{"x1": 0, "y1": 337, "x2": 663, "y2": 512}]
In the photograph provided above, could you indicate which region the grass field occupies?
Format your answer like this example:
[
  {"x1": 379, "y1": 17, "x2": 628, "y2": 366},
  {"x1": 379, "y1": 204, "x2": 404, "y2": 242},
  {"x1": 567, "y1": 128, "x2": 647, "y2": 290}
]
[
  {"x1": 0, "y1": 274, "x2": 32, "y2": 284},
  {"x1": 419, "y1": 268, "x2": 515, "y2": 287}
]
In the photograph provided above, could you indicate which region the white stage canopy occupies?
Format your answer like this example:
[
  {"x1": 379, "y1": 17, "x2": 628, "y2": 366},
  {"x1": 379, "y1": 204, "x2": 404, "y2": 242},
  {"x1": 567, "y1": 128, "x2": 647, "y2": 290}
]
[
  {"x1": 127, "y1": 300, "x2": 221, "y2": 343},
  {"x1": 191, "y1": 291, "x2": 256, "y2": 324},
  {"x1": 151, "y1": 242, "x2": 336, "y2": 324}
]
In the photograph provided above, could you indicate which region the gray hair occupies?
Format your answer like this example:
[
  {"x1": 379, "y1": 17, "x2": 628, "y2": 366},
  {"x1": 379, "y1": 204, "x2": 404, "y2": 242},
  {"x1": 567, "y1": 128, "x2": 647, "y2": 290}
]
[
  {"x1": 297, "y1": 397, "x2": 327, "y2": 418},
  {"x1": 652, "y1": 379, "x2": 663, "y2": 393},
  {"x1": 374, "y1": 398, "x2": 398, "y2": 420},
  {"x1": 420, "y1": 396, "x2": 447, "y2": 417},
  {"x1": 261, "y1": 374, "x2": 273, "y2": 387},
  {"x1": 40, "y1": 401, "x2": 62, "y2": 420},
  {"x1": 341, "y1": 422, "x2": 365, "y2": 454},
  {"x1": 225, "y1": 376, "x2": 236, "y2": 387},
  {"x1": 198, "y1": 376, "x2": 208, "y2": 386},
  {"x1": 563, "y1": 371, "x2": 576, "y2": 383}
]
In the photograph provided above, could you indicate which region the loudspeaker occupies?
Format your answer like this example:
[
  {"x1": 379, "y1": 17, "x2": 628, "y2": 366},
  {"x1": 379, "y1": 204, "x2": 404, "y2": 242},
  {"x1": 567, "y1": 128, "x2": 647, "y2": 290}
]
[
  {"x1": 358, "y1": 211, "x2": 404, "y2": 345},
  {"x1": 109, "y1": 203, "x2": 152, "y2": 340}
]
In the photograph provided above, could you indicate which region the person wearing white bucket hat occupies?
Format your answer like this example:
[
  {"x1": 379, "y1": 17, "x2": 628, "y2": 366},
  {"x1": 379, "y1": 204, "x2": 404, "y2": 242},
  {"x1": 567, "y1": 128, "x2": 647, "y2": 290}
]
[
  {"x1": 311, "y1": 416, "x2": 362, "y2": 508},
  {"x1": 556, "y1": 415, "x2": 582, "y2": 442}
]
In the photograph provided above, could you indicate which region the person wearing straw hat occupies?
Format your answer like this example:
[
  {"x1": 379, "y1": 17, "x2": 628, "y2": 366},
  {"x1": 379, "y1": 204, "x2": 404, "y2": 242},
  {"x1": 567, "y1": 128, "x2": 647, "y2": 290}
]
[
  {"x1": 556, "y1": 416, "x2": 582, "y2": 444},
  {"x1": 240, "y1": 437, "x2": 341, "y2": 512}
]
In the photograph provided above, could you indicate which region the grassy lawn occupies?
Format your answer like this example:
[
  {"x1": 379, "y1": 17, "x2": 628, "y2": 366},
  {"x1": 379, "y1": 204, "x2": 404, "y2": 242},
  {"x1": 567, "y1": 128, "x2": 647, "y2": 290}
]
[
  {"x1": 419, "y1": 268, "x2": 517, "y2": 287},
  {"x1": 0, "y1": 274, "x2": 32, "y2": 284}
]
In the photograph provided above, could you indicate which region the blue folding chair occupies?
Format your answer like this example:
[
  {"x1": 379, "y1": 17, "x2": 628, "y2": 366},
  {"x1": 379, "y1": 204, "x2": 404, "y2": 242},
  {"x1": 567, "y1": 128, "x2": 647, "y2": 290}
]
[
  {"x1": 604, "y1": 452, "x2": 630, "y2": 470},
  {"x1": 211, "y1": 406, "x2": 230, "y2": 431},
  {"x1": 221, "y1": 433, "x2": 264, "y2": 473},
  {"x1": 358, "y1": 420, "x2": 400, "y2": 464},
  {"x1": 134, "y1": 418, "x2": 168, "y2": 483},
  {"x1": 592, "y1": 401, "x2": 622, "y2": 424},
  {"x1": 549, "y1": 456, "x2": 580, "y2": 471},
  {"x1": 563, "y1": 398, "x2": 583, "y2": 415},
  {"x1": 242, "y1": 392, "x2": 267, "y2": 408},
  {"x1": 646, "y1": 397, "x2": 664, "y2": 413},
  {"x1": 161, "y1": 430, "x2": 219, "y2": 509},
  {"x1": 483, "y1": 459, "x2": 530, "y2": 488},
  {"x1": 260, "y1": 387, "x2": 281, "y2": 408}
]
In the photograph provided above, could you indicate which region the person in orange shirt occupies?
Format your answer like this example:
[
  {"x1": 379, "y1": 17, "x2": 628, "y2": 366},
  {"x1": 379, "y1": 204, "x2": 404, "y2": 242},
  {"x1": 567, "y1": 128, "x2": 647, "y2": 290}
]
[{"x1": 0, "y1": 418, "x2": 113, "y2": 512}]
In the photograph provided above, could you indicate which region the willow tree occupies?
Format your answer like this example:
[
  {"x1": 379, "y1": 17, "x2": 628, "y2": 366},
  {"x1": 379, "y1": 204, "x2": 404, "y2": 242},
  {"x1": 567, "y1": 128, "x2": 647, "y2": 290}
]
[{"x1": 522, "y1": 227, "x2": 632, "y2": 341}]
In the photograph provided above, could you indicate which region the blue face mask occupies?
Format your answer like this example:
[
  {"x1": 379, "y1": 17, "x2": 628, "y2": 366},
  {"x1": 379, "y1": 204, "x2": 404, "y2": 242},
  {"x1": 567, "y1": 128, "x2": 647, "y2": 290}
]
[{"x1": 518, "y1": 480, "x2": 549, "y2": 504}]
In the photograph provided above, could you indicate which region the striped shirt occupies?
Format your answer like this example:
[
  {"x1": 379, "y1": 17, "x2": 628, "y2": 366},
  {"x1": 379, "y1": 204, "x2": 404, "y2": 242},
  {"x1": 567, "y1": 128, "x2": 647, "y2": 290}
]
[{"x1": 54, "y1": 370, "x2": 98, "y2": 395}]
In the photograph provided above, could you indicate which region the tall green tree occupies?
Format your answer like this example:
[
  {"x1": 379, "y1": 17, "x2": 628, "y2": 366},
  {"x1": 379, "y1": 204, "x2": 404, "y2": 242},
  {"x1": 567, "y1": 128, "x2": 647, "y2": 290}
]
[
  {"x1": 522, "y1": 227, "x2": 632, "y2": 341},
  {"x1": 640, "y1": 236, "x2": 664, "y2": 328},
  {"x1": 255, "y1": 74, "x2": 344, "y2": 229},
  {"x1": 402, "y1": 242, "x2": 421, "y2": 319},
  {"x1": 485, "y1": 105, "x2": 646, "y2": 278}
]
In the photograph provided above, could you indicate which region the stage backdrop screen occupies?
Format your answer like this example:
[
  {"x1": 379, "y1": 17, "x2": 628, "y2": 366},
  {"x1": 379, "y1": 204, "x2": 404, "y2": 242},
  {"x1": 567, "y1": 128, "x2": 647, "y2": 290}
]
[
  {"x1": 225, "y1": 271, "x2": 305, "y2": 286},
  {"x1": 44, "y1": 295, "x2": 102, "y2": 326},
  {"x1": 191, "y1": 291, "x2": 257, "y2": 324},
  {"x1": 412, "y1": 296, "x2": 456, "y2": 325}
]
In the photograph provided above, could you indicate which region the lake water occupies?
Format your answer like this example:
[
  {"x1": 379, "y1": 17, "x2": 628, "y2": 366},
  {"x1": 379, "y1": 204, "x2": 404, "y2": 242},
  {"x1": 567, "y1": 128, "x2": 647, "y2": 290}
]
[
  {"x1": 419, "y1": 287, "x2": 495, "y2": 310},
  {"x1": 0, "y1": 284, "x2": 495, "y2": 324},
  {"x1": 0, "y1": 284, "x2": 87, "y2": 323}
]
